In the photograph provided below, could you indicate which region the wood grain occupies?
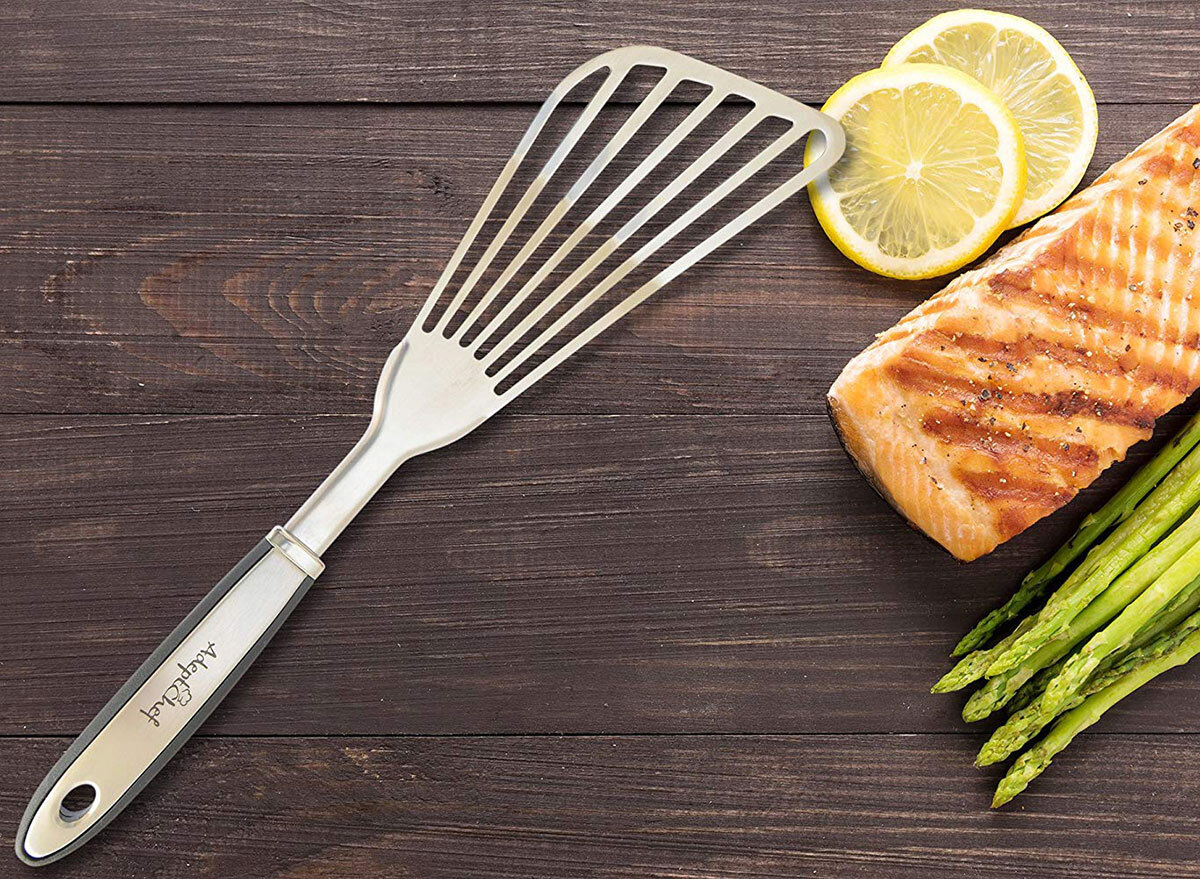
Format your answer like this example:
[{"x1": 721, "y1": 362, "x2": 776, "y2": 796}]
[
  {"x1": 0, "y1": 1, "x2": 1198, "y2": 104},
  {"x1": 5, "y1": 735, "x2": 1200, "y2": 878},
  {"x1": 7, "y1": 4, "x2": 1200, "y2": 874},
  {"x1": 1, "y1": 103, "x2": 1192, "y2": 416},
  {"x1": 4, "y1": 410, "x2": 1200, "y2": 736}
]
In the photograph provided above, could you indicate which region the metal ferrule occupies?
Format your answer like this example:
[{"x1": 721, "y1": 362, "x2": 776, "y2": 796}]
[{"x1": 265, "y1": 526, "x2": 325, "y2": 579}]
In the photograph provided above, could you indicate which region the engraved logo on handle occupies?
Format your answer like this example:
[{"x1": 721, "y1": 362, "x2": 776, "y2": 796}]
[{"x1": 138, "y1": 642, "x2": 217, "y2": 727}]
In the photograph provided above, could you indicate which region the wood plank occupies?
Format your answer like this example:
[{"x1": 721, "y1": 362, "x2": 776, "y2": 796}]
[
  {"x1": 6, "y1": 734, "x2": 1200, "y2": 877},
  {"x1": 0, "y1": 102, "x2": 1192, "y2": 416},
  {"x1": 0, "y1": 1, "x2": 1197, "y2": 103},
  {"x1": 5, "y1": 410, "x2": 1200, "y2": 736}
]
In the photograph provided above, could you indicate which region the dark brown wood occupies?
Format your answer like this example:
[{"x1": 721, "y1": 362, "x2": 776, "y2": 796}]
[
  {"x1": 6, "y1": 734, "x2": 1200, "y2": 878},
  {"x1": 0, "y1": 103, "x2": 1191, "y2": 416},
  {"x1": 0, "y1": 1, "x2": 1198, "y2": 104},
  {"x1": 3, "y1": 410, "x2": 1199, "y2": 737},
  {"x1": 6, "y1": 4, "x2": 1200, "y2": 875}
]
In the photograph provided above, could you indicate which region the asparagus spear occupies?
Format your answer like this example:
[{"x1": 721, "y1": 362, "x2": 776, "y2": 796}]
[
  {"x1": 1006, "y1": 659, "x2": 1064, "y2": 715},
  {"x1": 1126, "y1": 573, "x2": 1200, "y2": 646},
  {"x1": 960, "y1": 509, "x2": 1200, "y2": 721},
  {"x1": 978, "y1": 607, "x2": 1200, "y2": 765},
  {"x1": 964, "y1": 658, "x2": 1047, "y2": 722},
  {"x1": 931, "y1": 618, "x2": 1032, "y2": 694},
  {"x1": 985, "y1": 443, "x2": 1200, "y2": 677},
  {"x1": 951, "y1": 411, "x2": 1200, "y2": 657},
  {"x1": 1040, "y1": 536, "x2": 1200, "y2": 716},
  {"x1": 1003, "y1": 575, "x2": 1200, "y2": 716},
  {"x1": 992, "y1": 622, "x2": 1200, "y2": 807}
]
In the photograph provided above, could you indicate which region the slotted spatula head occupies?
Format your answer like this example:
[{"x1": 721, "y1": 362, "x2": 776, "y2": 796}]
[{"x1": 369, "y1": 45, "x2": 843, "y2": 459}]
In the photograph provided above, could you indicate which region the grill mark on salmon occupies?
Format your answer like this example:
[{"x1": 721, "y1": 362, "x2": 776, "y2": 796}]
[
  {"x1": 916, "y1": 328, "x2": 1193, "y2": 396},
  {"x1": 920, "y1": 408, "x2": 1101, "y2": 473},
  {"x1": 828, "y1": 104, "x2": 1200, "y2": 561},
  {"x1": 989, "y1": 275, "x2": 1200, "y2": 362},
  {"x1": 954, "y1": 469, "x2": 1075, "y2": 509},
  {"x1": 886, "y1": 356, "x2": 1158, "y2": 430}
]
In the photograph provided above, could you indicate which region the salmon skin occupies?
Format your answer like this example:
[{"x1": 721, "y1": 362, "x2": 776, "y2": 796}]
[{"x1": 829, "y1": 104, "x2": 1200, "y2": 562}]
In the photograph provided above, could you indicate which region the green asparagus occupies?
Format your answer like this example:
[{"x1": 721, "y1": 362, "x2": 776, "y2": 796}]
[
  {"x1": 1005, "y1": 660, "x2": 1064, "y2": 714},
  {"x1": 1126, "y1": 573, "x2": 1200, "y2": 646},
  {"x1": 931, "y1": 618, "x2": 1031, "y2": 694},
  {"x1": 985, "y1": 443, "x2": 1200, "y2": 677},
  {"x1": 963, "y1": 661, "x2": 1040, "y2": 722},
  {"x1": 950, "y1": 411, "x2": 1200, "y2": 657},
  {"x1": 979, "y1": 609, "x2": 1200, "y2": 766},
  {"x1": 1040, "y1": 536, "x2": 1200, "y2": 716},
  {"x1": 992, "y1": 623, "x2": 1200, "y2": 807},
  {"x1": 959, "y1": 510, "x2": 1200, "y2": 720},
  {"x1": 1093, "y1": 613, "x2": 1200, "y2": 686},
  {"x1": 999, "y1": 577, "x2": 1200, "y2": 717}
]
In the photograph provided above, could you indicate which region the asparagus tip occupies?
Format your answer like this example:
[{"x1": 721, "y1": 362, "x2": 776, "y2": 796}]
[
  {"x1": 930, "y1": 675, "x2": 960, "y2": 694},
  {"x1": 961, "y1": 698, "x2": 994, "y2": 723},
  {"x1": 991, "y1": 773, "x2": 1027, "y2": 807},
  {"x1": 969, "y1": 730, "x2": 1008, "y2": 763},
  {"x1": 993, "y1": 747, "x2": 1052, "y2": 807},
  {"x1": 974, "y1": 746, "x2": 1001, "y2": 767}
]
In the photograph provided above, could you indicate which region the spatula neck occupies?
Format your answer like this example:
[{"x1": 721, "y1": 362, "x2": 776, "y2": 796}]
[{"x1": 284, "y1": 422, "x2": 410, "y2": 556}]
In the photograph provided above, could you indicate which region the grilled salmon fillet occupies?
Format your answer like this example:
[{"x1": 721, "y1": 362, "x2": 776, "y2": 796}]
[{"x1": 829, "y1": 104, "x2": 1200, "y2": 561}]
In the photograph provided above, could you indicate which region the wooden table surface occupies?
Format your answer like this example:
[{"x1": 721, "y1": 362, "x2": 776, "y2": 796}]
[{"x1": 4, "y1": 2, "x2": 1200, "y2": 876}]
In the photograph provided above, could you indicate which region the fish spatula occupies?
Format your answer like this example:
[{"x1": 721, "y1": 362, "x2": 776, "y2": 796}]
[{"x1": 16, "y1": 45, "x2": 843, "y2": 865}]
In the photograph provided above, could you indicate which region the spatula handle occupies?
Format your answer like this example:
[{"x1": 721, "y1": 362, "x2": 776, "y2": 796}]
[{"x1": 15, "y1": 526, "x2": 324, "y2": 867}]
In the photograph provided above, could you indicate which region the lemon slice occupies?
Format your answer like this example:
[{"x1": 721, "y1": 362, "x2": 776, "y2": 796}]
[
  {"x1": 805, "y1": 63, "x2": 1026, "y2": 280},
  {"x1": 884, "y1": 9, "x2": 1098, "y2": 226}
]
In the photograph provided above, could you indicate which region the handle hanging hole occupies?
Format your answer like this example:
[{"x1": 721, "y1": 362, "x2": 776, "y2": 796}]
[{"x1": 59, "y1": 783, "x2": 97, "y2": 823}]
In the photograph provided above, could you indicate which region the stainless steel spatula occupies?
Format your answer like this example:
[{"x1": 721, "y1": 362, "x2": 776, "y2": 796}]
[{"x1": 16, "y1": 45, "x2": 843, "y2": 865}]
